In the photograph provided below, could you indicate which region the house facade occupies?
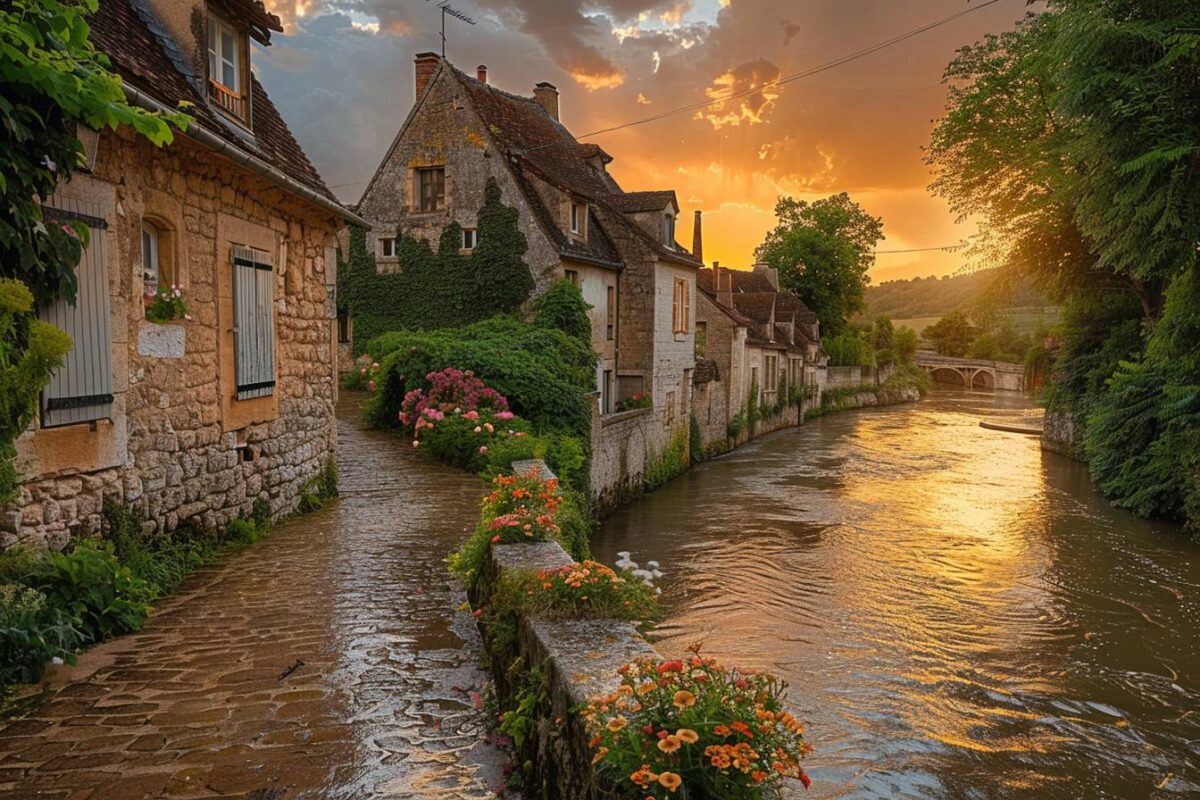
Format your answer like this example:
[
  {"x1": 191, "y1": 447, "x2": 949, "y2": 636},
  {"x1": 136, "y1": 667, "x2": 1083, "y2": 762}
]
[
  {"x1": 693, "y1": 262, "x2": 826, "y2": 450},
  {"x1": 354, "y1": 54, "x2": 702, "y2": 502},
  {"x1": 3, "y1": 0, "x2": 361, "y2": 550}
]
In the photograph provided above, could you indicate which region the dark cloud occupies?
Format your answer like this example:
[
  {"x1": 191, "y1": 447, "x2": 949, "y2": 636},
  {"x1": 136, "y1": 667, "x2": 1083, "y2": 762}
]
[{"x1": 260, "y1": 0, "x2": 1030, "y2": 279}]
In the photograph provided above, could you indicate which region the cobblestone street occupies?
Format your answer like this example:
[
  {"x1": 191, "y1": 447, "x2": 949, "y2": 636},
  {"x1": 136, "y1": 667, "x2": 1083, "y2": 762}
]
[{"x1": 0, "y1": 394, "x2": 506, "y2": 799}]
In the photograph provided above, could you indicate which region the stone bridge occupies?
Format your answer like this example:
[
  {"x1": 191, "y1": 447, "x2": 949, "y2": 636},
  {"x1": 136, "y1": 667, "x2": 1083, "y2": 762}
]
[{"x1": 915, "y1": 350, "x2": 1026, "y2": 393}]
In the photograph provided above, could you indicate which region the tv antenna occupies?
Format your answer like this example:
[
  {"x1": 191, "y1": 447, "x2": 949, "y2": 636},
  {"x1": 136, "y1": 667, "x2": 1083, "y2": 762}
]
[{"x1": 427, "y1": 1, "x2": 475, "y2": 58}]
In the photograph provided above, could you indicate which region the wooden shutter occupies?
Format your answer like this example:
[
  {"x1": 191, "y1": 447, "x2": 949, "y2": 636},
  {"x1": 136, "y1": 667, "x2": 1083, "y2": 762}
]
[
  {"x1": 232, "y1": 245, "x2": 275, "y2": 400},
  {"x1": 40, "y1": 195, "x2": 113, "y2": 427}
]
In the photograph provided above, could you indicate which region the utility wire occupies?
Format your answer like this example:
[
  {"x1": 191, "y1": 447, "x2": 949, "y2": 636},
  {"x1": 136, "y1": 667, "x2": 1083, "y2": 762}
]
[
  {"x1": 873, "y1": 244, "x2": 970, "y2": 255},
  {"x1": 576, "y1": 0, "x2": 1009, "y2": 139}
]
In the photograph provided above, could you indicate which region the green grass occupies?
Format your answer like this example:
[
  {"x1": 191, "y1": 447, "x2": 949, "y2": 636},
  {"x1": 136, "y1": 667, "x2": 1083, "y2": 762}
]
[{"x1": 891, "y1": 306, "x2": 1059, "y2": 338}]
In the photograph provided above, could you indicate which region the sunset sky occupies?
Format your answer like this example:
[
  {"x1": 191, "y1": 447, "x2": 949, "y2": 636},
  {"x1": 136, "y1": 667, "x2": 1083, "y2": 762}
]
[{"x1": 255, "y1": 0, "x2": 1032, "y2": 283}]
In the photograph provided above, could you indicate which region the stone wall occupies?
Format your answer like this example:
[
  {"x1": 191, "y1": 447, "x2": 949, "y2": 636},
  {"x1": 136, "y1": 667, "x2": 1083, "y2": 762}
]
[
  {"x1": 590, "y1": 402, "x2": 662, "y2": 511},
  {"x1": 5, "y1": 127, "x2": 341, "y2": 550},
  {"x1": 1041, "y1": 408, "x2": 1086, "y2": 461},
  {"x1": 824, "y1": 365, "x2": 877, "y2": 390}
]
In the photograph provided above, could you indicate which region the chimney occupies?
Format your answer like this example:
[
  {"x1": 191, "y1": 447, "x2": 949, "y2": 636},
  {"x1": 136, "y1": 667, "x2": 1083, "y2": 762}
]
[
  {"x1": 477, "y1": 64, "x2": 488, "y2": 83},
  {"x1": 533, "y1": 82, "x2": 559, "y2": 121},
  {"x1": 715, "y1": 264, "x2": 733, "y2": 308},
  {"x1": 753, "y1": 259, "x2": 779, "y2": 290},
  {"x1": 692, "y1": 210, "x2": 703, "y2": 263},
  {"x1": 414, "y1": 52, "x2": 440, "y2": 101}
]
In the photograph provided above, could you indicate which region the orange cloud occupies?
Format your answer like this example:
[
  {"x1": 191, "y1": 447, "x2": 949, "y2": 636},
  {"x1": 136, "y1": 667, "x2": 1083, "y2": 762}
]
[{"x1": 695, "y1": 60, "x2": 781, "y2": 128}]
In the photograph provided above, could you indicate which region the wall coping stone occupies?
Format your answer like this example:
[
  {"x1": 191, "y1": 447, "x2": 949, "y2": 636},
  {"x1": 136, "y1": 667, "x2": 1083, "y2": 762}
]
[
  {"x1": 599, "y1": 407, "x2": 652, "y2": 428},
  {"x1": 523, "y1": 616, "x2": 657, "y2": 707},
  {"x1": 493, "y1": 540, "x2": 574, "y2": 572}
]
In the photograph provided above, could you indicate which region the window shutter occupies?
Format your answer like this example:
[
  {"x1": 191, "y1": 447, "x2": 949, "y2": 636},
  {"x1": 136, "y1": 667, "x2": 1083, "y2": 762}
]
[
  {"x1": 40, "y1": 195, "x2": 113, "y2": 427},
  {"x1": 232, "y1": 245, "x2": 275, "y2": 400}
]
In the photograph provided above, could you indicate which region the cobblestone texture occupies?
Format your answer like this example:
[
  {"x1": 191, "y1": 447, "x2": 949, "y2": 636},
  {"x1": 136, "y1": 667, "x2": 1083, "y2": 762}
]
[{"x1": 0, "y1": 394, "x2": 506, "y2": 799}]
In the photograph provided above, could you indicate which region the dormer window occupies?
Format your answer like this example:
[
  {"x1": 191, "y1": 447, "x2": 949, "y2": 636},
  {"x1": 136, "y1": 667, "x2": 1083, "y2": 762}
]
[
  {"x1": 570, "y1": 201, "x2": 586, "y2": 237},
  {"x1": 663, "y1": 213, "x2": 676, "y2": 246},
  {"x1": 208, "y1": 14, "x2": 247, "y2": 120}
]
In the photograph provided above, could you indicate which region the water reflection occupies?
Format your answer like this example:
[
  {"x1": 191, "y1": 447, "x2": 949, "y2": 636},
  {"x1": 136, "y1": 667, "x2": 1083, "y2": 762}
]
[{"x1": 593, "y1": 392, "x2": 1200, "y2": 799}]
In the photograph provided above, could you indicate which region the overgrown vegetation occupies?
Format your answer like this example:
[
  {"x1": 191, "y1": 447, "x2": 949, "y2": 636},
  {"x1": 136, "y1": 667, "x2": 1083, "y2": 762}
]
[
  {"x1": 338, "y1": 179, "x2": 535, "y2": 350},
  {"x1": 927, "y1": 0, "x2": 1200, "y2": 533},
  {"x1": 644, "y1": 428, "x2": 689, "y2": 491}
]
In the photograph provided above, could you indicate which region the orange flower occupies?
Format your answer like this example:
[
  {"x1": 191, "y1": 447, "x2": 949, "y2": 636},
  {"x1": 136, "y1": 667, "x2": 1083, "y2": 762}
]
[
  {"x1": 591, "y1": 746, "x2": 608, "y2": 764},
  {"x1": 672, "y1": 690, "x2": 696, "y2": 709},
  {"x1": 606, "y1": 716, "x2": 628, "y2": 732},
  {"x1": 658, "y1": 771, "x2": 682, "y2": 792},
  {"x1": 657, "y1": 735, "x2": 681, "y2": 753},
  {"x1": 676, "y1": 728, "x2": 699, "y2": 744},
  {"x1": 713, "y1": 724, "x2": 731, "y2": 736}
]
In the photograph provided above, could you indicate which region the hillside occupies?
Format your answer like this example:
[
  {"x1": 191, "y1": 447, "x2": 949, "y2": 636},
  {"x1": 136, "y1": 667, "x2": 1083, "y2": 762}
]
[{"x1": 864, "y1": 269, "x2": 1051, "y2": 322}]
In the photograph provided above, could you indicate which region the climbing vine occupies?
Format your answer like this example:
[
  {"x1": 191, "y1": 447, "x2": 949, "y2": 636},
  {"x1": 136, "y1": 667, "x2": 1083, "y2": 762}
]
[{"x1": 340, "y1": 178, "x2": 535, "y2": 350}]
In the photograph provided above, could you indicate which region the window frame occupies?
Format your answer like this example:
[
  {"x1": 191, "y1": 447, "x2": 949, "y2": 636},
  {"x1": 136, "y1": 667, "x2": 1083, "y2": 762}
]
[
  {"x1": 142, "y1": 222, "x2": 160, "y2": 297},
  {"x1": 663, "y1": 213, "x2": 676, "y2": 245},
  {"x1": 606, "y1": 284, "x2": 616, "y2": 341},
  {"x1": 462, "y1": 227, "x2": 477, "y2": 250},
  {"x1": 379, "y1": 237, "x2": 397, "y2": 258},
  {"x1": 569, "y1": 201, "x2": 586, "y2": 236},
  {"x1": 207, "y1": 14, "x2": 242, "y2": 94},
  {"x1": 416, "y1": 167, "x2": 446, "y2": 212},
  {"x1": 672, "y1": 276, "x2": 690, "y2": 334},
  {"x1": 564, "y1": 269, "x2": 580, "y2": 286}
]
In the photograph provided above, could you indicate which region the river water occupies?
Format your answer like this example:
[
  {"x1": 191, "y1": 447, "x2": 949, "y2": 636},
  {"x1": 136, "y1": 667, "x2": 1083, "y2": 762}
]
[{"x1": 592, "y1": 391, "x2": 1200, "y2": 799}]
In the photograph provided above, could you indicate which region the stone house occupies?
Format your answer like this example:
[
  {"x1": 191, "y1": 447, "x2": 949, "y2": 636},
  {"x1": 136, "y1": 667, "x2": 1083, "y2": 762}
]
[
  {"x1": 353, "y1": 54, "x2": 702, "y2": 502},
  {"x1": 692, "y1": 262, "x2": 825, "y2": 449},
  {"x1": 3, "y1": 0, "x2": 363, "y2": 550}
]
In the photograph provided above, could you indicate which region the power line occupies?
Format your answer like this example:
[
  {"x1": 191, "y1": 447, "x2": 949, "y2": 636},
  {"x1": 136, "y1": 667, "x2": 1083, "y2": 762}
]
[
  {"x1": 576, "y1": 0, "x2": 1010, "y2": 139},
  {"x1": 873, "y1": 244, "x2": 970, "y2": 255}
]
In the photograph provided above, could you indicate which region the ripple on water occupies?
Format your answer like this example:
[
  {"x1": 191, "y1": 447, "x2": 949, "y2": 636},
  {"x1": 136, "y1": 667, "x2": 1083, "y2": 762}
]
[{"x1": 593, "y1": 391, "x2": 1200, "y2": 799}]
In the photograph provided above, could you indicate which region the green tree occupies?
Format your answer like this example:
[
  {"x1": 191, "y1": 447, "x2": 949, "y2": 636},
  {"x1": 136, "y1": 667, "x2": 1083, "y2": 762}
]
[
  {"x1": 756, "y1": 193, "x2": 884, "y2": 335},
  {"x1": 872, "y1": 316, "x2": 896, "y2": 368},
  {"x1": 893, "y1": 326, "x2": 919, "y2": 365},
  {"x1": 1, "y1": 0, "x2": 187, "y2": 305},
  {"x1": 823, "y1": 327, "x2": 874, "y2": 368},
  {"x1": 921, "y1": 311, "x2": 975, "y2": 357}
]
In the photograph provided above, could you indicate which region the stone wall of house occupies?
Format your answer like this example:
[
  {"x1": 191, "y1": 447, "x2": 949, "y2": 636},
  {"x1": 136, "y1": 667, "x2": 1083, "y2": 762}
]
[
  {"x1": 4, "y1": 128, "x2": 341, "y2": 550},
  {"x1": 690, "y1": 359, "x2": 729, "y2": 449},
  {"x1": 355, "y1": 64, "x2": 564, "y2": 297}
]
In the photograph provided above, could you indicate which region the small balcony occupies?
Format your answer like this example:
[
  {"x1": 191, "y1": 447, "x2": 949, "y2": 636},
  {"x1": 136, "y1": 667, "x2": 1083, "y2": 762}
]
[{"x1": 209, "y1": 80, "x2": 247, "y2": 122}]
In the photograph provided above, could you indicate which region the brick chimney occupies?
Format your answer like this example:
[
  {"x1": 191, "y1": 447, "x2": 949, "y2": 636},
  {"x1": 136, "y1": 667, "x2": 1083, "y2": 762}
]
[
  {"x1": 533, "y1": 82, "x2": 559, "y2": 121},
  {"x1": 477, "y1": 64, "x2": 488, "y2": 83},
  {"x1": 692, "y1": 210, "x2": 703, "y2": 263},
  {"x1": 414, "y1": 52, "x2": 440, "y2": 100},
  {"x1": 753, "y1": 259, "x2": 779, "y2": 290},
  {"x1": 715, "y1": 263, "x2": 733, "y2": 308}
]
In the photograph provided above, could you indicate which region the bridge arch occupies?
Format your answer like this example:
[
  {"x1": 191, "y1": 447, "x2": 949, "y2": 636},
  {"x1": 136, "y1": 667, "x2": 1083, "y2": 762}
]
[
  {"x1": 929, "y1": 367, "x2": 967, "y2": 387},
  {"x1": 970, "y1": 369, "x2": 995, "y2": 393}
]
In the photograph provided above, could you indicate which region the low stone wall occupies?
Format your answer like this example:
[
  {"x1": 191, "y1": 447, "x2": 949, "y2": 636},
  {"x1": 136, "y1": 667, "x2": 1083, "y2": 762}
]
[
  {"x1": 824, "y1": 365, "x2": 877, "y2": 390},
  {"x1": 815, "y1": 384, "x2": 921, "y2": 415},
  {"x1": 479, "y1": 534, "x2": 657, "y2": 799},
  {"x1": 590, "y1": 404, "x2": 659, "y2": 510},
  {"x1": 1041, "y1": 408, "x2": 1086, "y2": 461}
]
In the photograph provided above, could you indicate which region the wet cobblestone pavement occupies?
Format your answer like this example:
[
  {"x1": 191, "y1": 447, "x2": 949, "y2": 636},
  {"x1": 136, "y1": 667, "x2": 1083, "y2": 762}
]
[{"x1": 0, "y1": 393, "x2": 507, "y2": 799}]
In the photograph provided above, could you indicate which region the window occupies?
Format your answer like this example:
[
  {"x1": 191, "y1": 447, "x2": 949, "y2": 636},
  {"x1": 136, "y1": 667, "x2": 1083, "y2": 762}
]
[
  {"x1": 672, "y1": 277, "x2": 690, "y2": 334},
  {"x1": 142, "y1": 223, "x2": 160, "y2": 296},
  {"x1": 379, "y1": 237, "x2": 397, "y2": 258},
  {"x1": 663, "y1": 213, "x2": 676, "y2": 245},
  {"x1": 765, "y1": 356, "x2": 778, "y2": 397},
  {"x1": 232, "y1": 245, "x2": 275, "y2": 400},
  {"x1": 417, "y1": 167, "x2": 445, "y2": 211},
  {"x1": 664, "y1": 391, "x2": 675, "y2": 425},
  {"x1": 695, "y1": 321, "x2": 707, "y2": 358},
  {"x1": 564, "y1": 269, "x2": 580, "y2": 286},
  {"x1": 602, "y1": 370, "x2": 613, "y2": 414},
  {"x1": 570, "y1": 202, "x2": 585, "y2": 235},
  {"x1": 462, "y1": 228, "x2": 477, "y2": 250},
  {"x1": 207, "y1": 15, "x2": 246, "y2": 119},
  {"x1": 337, "y1": 314, "x2": 351, "y2": 344},
  {"x1": 606, "y1": 285, "x2": 616, "y2": 341}
]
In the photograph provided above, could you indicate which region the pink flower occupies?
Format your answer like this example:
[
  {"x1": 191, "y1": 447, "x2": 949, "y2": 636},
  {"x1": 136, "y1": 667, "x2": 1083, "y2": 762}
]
[
  {"x1": 479, "y1": 446, "x2": 488, "y2": 455},
  {"x1": 474, "y1": 426, "x2": 482, "y2": 433},
  {"x1": 367, "y1": 380, "x2": 376, "y2": 392},
  {"x1": 412, "y1": 440, "x2": 420, "y2": 448},
  {"x1": 495, "y1": 411, "x2": 514, "y2": 421},
  {"x1": 360, "y1": 367, "x2": 367, "y2": 375},
  {"x1": 483, "y1": 423, "x2": 494, "y2": 433},
  {"x1": 371, "y1": 362, "x2": 379, "y2": 369}
]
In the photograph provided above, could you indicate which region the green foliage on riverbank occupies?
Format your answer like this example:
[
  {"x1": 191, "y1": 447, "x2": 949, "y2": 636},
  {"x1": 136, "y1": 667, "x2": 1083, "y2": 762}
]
[{"x1": 927, "y1": 1, "x2": 1200, "y2": 533}]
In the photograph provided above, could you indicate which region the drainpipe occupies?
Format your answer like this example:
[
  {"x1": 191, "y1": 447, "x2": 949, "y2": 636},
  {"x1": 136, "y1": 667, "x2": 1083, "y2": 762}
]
[{"x1": 122, "y1": 84, "x2": 370, "y2": 228}]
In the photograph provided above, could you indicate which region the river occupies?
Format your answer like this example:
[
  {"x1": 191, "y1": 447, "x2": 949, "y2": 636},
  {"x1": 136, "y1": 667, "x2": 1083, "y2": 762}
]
[{"x1": 592, "y1": 391, "x2": 1200, "y2": 799}]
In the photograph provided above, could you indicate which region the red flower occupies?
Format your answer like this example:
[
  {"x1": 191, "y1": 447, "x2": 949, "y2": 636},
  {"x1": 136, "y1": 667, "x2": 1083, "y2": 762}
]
[
  {"x1": 656, "y1": 660, "x2": 684, "y2": 675},
  {"x1": 799, "y1": 768, "x2": 812, "y2": 789}
]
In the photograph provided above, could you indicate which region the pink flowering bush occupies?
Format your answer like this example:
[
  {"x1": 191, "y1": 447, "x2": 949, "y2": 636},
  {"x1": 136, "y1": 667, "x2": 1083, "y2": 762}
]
[
  {"x1": 415, "y1": 407, "x2": 532, "y2": 471},
  {"x1": 398, "y1": 368, "x2": 509, "y2": 431}
]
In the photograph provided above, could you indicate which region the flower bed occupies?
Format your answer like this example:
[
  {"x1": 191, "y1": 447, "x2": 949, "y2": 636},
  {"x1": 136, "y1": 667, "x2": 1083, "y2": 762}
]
[{"x1": 583, "y1": 650, "x2": 811, "y2": 798}]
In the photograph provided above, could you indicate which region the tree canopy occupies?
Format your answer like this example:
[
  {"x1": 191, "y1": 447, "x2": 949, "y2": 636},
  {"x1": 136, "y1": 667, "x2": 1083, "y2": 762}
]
[{"x1": 755, "y1": 193, "x2": 883, "y2": 336}]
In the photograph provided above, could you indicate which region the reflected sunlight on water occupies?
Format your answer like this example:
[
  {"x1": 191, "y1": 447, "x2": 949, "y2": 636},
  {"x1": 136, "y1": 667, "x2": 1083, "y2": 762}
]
[{"x1": 593, "y1": 392, "x2": 1200, "y2": 799}]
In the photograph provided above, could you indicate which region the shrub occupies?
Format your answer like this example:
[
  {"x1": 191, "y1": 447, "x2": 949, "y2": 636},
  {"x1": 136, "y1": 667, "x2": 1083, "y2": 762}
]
[
  {"x1": 688, "y1": 415, "x2": 704, "y2": 463},
  {"x1": 823, "y1": 328, "x2": 875, "y2": 367},
  {"x1": 299, "y1": 458, "x2": 339, "y2": 513},
  {"x1": 26, "y1": 541, "x2": 154, "y2": 645},
  {"x1": 419, "y1": 410, "x2": 531, "y2": 472},
  {"x1": 0, "y1": 583, "x2": 79, "y2": 686},
  {"x1": 618, "y1": 392, "x2": 652, "y2": 412},
  {"x1": 364, "y1": 316, "x2": 594, "y2": 438},
  {"x1": 583, "y1": 651, "x2": 812, "y2": 799},
  {"x1": 399, "y1": 367, "x2": 509, "y2": 431},
  {"x1": 645, "y1": 428, "x2": 689, "y2": 491},
  {"x1": 727, "y1": 407, "x2": 747, "y2": 440},
  {"x1": 533, "y1": 279, "x2": 592, "y2": 343}
]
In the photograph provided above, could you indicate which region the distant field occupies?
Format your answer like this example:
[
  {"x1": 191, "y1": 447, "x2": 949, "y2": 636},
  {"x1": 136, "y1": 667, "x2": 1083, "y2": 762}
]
[{"x1": 890, "y1": 306, "x2": 1059, "y2": 337}]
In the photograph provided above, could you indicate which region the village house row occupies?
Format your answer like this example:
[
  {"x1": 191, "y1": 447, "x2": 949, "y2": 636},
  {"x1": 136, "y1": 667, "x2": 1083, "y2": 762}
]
[{"x1": 4, "y1": 0, "x2": 828, "y2": 548}]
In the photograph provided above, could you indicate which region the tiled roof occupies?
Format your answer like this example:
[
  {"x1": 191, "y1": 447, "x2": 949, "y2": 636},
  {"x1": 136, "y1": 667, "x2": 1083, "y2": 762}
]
[
  {"x1": 606, "y1": 190, "x2": 678, "y2": 213},
  {"x1": 212, "y1": 0, "x2": 281, "y2": 44},
  {"x1": 774, "y1": 293, "x2": 818, "y2": 324},
  {"x1": 731, "y1": 292, "x2": 776, "y2": 324},
  {"x1": 446, "y1": 63, "x2": 701, "y2": 269},
  {"x1": 90, "y1": 0, "x2": 336, "y2": 203}
]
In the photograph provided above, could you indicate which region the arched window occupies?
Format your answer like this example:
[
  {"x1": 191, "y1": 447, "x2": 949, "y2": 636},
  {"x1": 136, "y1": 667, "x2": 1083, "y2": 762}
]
[{"x1": 141, "y1": 219, "x2": 176, "y2": 297}]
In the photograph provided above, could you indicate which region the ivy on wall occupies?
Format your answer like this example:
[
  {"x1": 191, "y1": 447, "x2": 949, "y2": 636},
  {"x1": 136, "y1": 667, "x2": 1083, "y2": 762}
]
[{"x1": 340, "y1": 178, "x2": 535, "y2": 351}]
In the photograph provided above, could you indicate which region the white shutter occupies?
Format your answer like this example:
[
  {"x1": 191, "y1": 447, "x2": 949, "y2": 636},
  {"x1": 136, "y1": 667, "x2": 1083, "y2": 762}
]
[
  {"x1": 232, "y1": 245, "x2": 275, "y2": 400},
  {"x1": 40, "y1": 195, "x2": 113, "y2": 427}
]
